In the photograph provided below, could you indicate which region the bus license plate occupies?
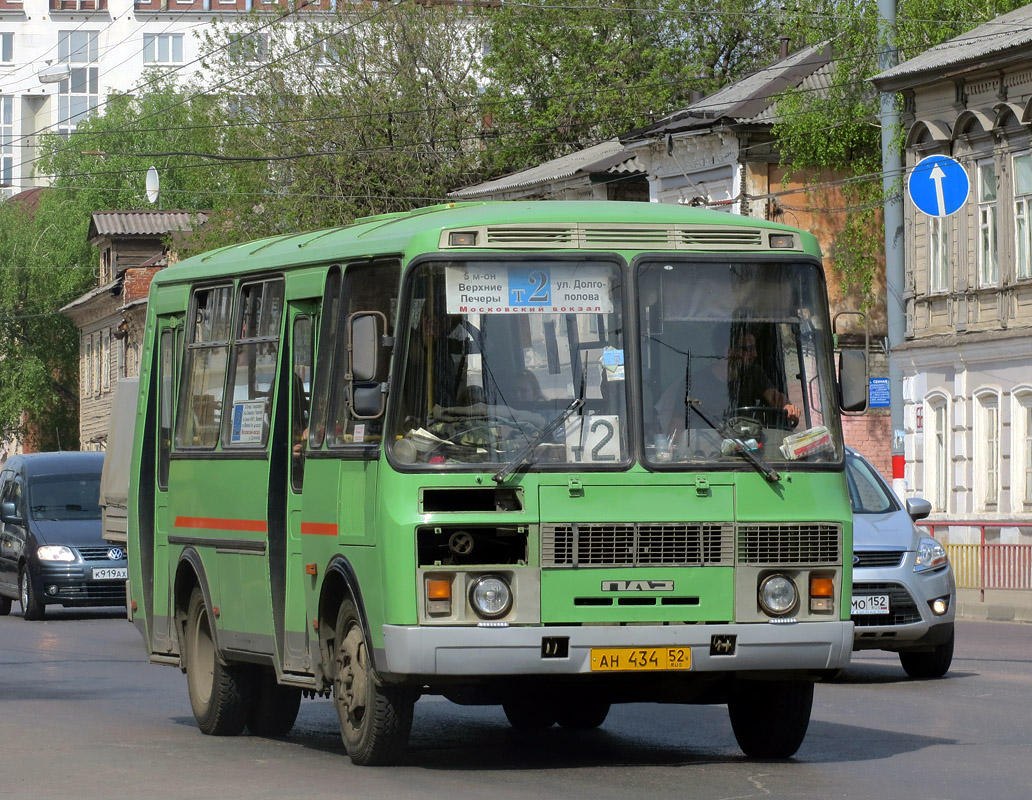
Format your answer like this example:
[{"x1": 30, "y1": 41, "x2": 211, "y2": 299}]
[
  {"x1": 92, "y1": 568, "x2": 128, "y2": 580},
  {"x1": 590, "y1": 647, "x2": 691, "y2": 672},
  {"x1": 851, "y1": 594, "x2": 890, "y2": 615}
]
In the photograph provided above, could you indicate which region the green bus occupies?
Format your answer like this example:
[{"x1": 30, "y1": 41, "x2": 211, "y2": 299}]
[{"x1": 126, "y1": 201, "x2": 865, "y2": 765}]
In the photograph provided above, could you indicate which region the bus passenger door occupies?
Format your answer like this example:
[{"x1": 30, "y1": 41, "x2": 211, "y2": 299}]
[
  {"x1": 151, "y1": 319, "x2": 179, "y2": 652},
  {"x1": 282, "y1": 305, "x2": 315, "y2": 673}
]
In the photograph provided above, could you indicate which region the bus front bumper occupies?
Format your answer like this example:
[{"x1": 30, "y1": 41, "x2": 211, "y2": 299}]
[{"x1": 380, "y1": 620, "x2": 853, "y2": 678}]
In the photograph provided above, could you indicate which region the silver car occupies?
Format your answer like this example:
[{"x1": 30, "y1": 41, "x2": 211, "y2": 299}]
[{"x1": 846, "y1": 448, "x2": 956, "y2": 678}]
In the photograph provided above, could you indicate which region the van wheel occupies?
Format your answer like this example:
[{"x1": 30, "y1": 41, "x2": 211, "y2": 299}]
[
  {"x1": 0, "y1": 594, "x2": 11, "y2": 615},
  {"x1": 184, "y1": 588, "x2": 251, "y2": 736},
  {"x1": 20, "y1": 568, "x2": 45, "y2": 620},
  {"x1": 555, "y1": 698, "x2": 610, "y2": 729},
  {"x1": 728, "y1": 679, "x2": 813, "y2": 759},
  {"x1": 502, "y1": 701, "x2": 556, "y2": 729},
  {"x1": 900, "y1": 627, "x2": 954, "y2": 679},
  {"x1": 247, "y1": 667, "x2": 302, "y2": 736},
  {"x1": 333, "y1": 599, "x2": 415, "y2": 766}
]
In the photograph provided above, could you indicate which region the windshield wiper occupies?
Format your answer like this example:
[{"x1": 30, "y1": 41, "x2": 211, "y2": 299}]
[
  {"x1": 686, "y1": 397, "x2": 781, "y2": 483},
  {"x1": 492, "y1": 396, "x2": 585, "y2": 484}
]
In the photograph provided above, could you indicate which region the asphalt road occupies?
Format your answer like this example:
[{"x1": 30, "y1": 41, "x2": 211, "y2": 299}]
[{"x1": 2, "y1": 609, "x2": 1030, "y2": 800}]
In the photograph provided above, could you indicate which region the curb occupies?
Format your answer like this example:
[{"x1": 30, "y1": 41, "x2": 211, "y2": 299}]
[{"x1": 957, "y1": 602, "x2": 1032, "y2": 624}]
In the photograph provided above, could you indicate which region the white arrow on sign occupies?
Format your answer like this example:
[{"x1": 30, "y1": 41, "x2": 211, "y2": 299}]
[{"x1": 930, "y1": 162, "x2": 946, "y2": 216}]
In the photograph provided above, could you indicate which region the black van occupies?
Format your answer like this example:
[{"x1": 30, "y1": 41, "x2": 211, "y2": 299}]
[{"x1": 0, "y1": 452, "x2": 126, "y2": 620}]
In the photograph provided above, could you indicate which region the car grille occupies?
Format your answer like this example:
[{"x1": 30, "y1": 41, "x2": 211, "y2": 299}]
[
  {"x1": 541, "y1": 522, "x2": 840, "y2": 567},
  {"x1": 854, "y1": 550, "x2": 905, "y2": 568},
  {"x1": 78, "y1": 546, "x2": 124, "y2": 562},
  {"x1": 852, "y1": 582, "x2": 922, "y2": 626},
  {"x1": 59, "y1": 584, "x2": 126, "y2": 602}
]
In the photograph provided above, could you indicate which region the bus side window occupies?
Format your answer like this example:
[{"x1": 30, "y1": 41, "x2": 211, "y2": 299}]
[
  {"x1": 326, "y1": 260, "x2": 400, "y2": 450},
  {"x1": 176, "y1": 285, "x2": 233, "y2": 449},
  {"x1": 309, "y1": 267, "x2": 342, "y2": 451},
  {"x1": 157, "y1": 328, "x2": 177, "y2": 490}
]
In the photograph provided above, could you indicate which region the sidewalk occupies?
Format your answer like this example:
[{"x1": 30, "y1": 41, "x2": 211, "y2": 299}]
[{"x1": 956, "y1": 588, "x2": 1032, "y2": 623}]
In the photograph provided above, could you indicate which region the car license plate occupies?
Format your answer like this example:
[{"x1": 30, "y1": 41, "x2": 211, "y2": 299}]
[
  {"x1": 92, "y1": 568, "x2": 128, "y2": 580},
  {"x1": 851, "y1": 594, "x2": 890, "y2": 615},
  {"x1": 590, "y1": 647, "x2": 691, "y2": 672}
]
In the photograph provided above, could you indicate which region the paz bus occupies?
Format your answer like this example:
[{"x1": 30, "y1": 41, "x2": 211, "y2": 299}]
[{"x1": 125, "y1": 201, "x2": 865, "y2": 765}]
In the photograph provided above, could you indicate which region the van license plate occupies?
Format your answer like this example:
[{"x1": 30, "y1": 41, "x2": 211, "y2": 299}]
[
  {"x1": 590, "y1": 647, "x2": 691, "y2": 672},
  {"x1": 851, "y1": 594, "x2": 890, "y2": 615},
  {"x1": 92, "y1": 568, "x2": 128, "y2": 580}
]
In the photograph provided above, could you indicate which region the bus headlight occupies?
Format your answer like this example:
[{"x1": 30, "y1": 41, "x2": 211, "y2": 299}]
[
  {"x1": 758, "y1": 574, "x2": 798, "y2": 616},
  {"x1": 468, "y1": 575, "x2": 512, "y2": 619}
]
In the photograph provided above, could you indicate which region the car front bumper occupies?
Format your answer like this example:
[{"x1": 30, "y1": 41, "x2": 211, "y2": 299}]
[
  {"x1": 30, "y1": 561, "x2": 128, "y2": 607},
  {"x1": 851, "y1": 563, "x2": 956, "y2": 652}
]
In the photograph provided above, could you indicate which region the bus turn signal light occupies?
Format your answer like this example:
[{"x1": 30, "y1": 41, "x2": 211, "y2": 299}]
[
  {"x1": 809, "y1": 575, "x2": 835, "y2": 613},
  {"x1": 426, "y1": 578, "x2": 452, "y2": 616}
]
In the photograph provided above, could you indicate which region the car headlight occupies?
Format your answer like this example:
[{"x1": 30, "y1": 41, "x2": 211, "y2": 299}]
[
  {"x1": 758, "y1": 574, "x2": 798, "y2": 616},
  {"x1": 468, "y1": 575, "x2": 512, "y2": 619},
  {"x1": 914, "y1": 537, "x2": 947, "y2": 573},
  {"x1": 37, "y1": 545, "x2": 76, "y2": 562}
]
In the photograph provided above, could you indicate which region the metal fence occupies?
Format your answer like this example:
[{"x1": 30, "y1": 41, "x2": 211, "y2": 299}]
[{"x1": 919, "y1": 521, "x2": 1032, "y2": 599}]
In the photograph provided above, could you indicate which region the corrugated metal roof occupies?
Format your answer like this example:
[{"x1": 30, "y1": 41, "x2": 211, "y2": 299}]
[
  {"x1": 449, "y1": 140, "x2": 642, "y2": 198},
  {"x1": 623, "y1": 42, "x2": 833, "y2": 139},
  {"x1": 89, "y1": 210, "x2": 209, "y2": 239},
  {"x1": 873, "y1": 5, "x2": 1032, "y2": 86}
]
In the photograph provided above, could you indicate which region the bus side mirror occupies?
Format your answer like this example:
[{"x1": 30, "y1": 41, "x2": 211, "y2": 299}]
[
  {"x1": 838, "y1": 349, "x2": 868, "y2": 413},
  {"x1": 348, "y1": 312, "x2": 387, "y2": 420}
]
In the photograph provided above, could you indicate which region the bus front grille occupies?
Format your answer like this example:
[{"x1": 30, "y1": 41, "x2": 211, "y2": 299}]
[
  {"x1": 542, "y1": 523, "x2": 734, "y2": 567},
  {"x1": 737, "y1": 523, "x2": 841, "y2": 565}
]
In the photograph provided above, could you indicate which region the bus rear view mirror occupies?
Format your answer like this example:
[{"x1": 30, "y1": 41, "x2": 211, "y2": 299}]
[
  {"x1": 838, "y1": 349, "x2": 868, "y2": 412},
  {"x1": 352, "y1": 385, "x2": 385, "y2": 419},
  {"x1": 349, "y1": 312, "x2": 384, "y2": 383}
]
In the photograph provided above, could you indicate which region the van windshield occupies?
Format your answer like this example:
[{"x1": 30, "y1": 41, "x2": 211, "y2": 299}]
[{"x1": 28, "y1": 474, "x2": 102, "y2": 521}]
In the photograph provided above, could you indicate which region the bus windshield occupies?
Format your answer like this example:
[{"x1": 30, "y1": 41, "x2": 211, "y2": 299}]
[
  {"x1": 389, "y1": 259, "x2": 628, "y2": 468},
  {"x1": 639, "y1": 258, "x2": 842, "y2": 466}
]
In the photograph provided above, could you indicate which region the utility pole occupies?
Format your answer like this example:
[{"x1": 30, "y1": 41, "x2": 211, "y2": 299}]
[{"x1": 878, "y1": 0, "x2": 906, "y2": 498}]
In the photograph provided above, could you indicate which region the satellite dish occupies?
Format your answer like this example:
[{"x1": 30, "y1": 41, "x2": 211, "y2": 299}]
[{"x1": 145, "y1": 166, "x2": 160, "y2": 206}]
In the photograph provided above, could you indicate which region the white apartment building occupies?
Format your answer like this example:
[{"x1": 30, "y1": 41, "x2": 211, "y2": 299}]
[{"x1": 0, "y1": 0, "x2": 333, "y2": 197}]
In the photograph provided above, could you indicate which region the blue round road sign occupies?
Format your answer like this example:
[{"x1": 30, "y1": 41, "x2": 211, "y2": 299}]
[{"x1": 907, "y1": 155, "x2": 969, "y2": 217}]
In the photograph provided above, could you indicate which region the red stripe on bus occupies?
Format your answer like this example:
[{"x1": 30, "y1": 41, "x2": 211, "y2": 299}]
[
  {"x1": 174, "y1": 516, "x2": 268, "y2": 533},
  {"x1": 301, "y1": 522, "x2": 339, "y2": 536}
]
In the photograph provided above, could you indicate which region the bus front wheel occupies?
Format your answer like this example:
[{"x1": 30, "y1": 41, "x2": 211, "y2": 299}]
[
  {"x1": 332, "y1": 599, "x2": 414, "y2": 766},
  {"x1": 727, "y1": 679, "x2": 813, "y2": 759},
  {"x1": 184, "y1": 588, "x2": 251, "y2": 736}
]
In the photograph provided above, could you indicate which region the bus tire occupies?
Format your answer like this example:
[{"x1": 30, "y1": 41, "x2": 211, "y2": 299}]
[
  {"x1": 728, "y1": 679, "x2": 813, "y2": 759},
  {"x1": 502, "y1": 701, "x2": 556, "y2": 730},
  {"x1": 247, "y1": 667, "x2": 302, "y2": 737},
  {"x1": 332, "y1": 599, "x2": 414, "y2": 766},
  {"x1": 555, "y1": 698, "x2": 610, "y2": 730},
  {"x1": 899, "y1": 627, "x2": 954, "y2": 679},
  {"x1": 184, "y1": 587, "x2": 251, "y2": 736},
  {"x1": 20, "y1": 568, "x2": 45, "y2": 620}
]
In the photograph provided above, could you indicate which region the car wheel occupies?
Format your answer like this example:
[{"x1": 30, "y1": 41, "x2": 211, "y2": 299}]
[
  {"x1": 247, "y1": 667, "x2": 302, "y2": 737},
  {"x1": 555, "y1": 698, "x2": 610, "y2": 729},
  {"x1": 19, "y1": 568, "x2": 45, "y2": 620},
  {"x1": 728, "y1": 679, "x2": 813, "y2": 759},
  {"x1": 184, "y1": 587, "x2": 251, "y2": 736},
  {"x1": 332, "y1": 598, "x2": 415, "y2": 766},
  {"x1": 502, "y1": 701, "x2": 556, "y2": 730},
  {"x1": 0, "y1": 593, "x2": 11, "y2": 616},
  {"x1": 899, "y1": 627, "x2": 955, "y2": 679}
]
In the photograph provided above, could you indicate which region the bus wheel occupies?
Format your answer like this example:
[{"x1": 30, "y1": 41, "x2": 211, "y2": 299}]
[
  {"x1": 556, "y1": 698, "x2": 610, "y2": 729},
  {"x1": 19, "y1": 568, "x2": 45, "y2": 620},
  {"x1": 728, "y1": 679, "x2": 813, "y2": 759},
  {"x1": 184, "y1": 588, "x2": 251, "y2": 736},
  {"x1": 332, "y1": 599, "x2": 414, "y2": 766},
  {"x1": 247, "y1": 667, "x2": 302, "y2": 737},
  {"x1": 502, "y1": 701, "x2": 556, "y2": 730}
]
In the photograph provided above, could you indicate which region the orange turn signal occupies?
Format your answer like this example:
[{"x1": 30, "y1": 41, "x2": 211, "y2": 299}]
[
  {"x1": 427, "y1": 579, "x2": 452, "y2": 600},
  {"x1": 810, "y1": 576, "x2": 834, "y2": 597}
]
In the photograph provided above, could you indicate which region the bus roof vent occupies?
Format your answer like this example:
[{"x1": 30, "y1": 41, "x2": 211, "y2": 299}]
[
  {"x1": 581, "y1": 226, "x2": 675, "y2": 248},
  {"x1": 679, "y1": 229, "x2": 764, "y2": 248},
  {"x1": 483, "y1": 226, "x2": 577, "y2": 248}
]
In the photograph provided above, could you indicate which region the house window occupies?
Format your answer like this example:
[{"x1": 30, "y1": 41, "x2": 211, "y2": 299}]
[
  {"x1": 975, "y1": 392, "x2": 1000, "y2": 510},
  {"x1": 143, "y1": 33, "x2": 184, "y2": 64},
  {"x1": 1015, "y1": 153, "x2": 1032, "y2": 280},
  {"x1": 84, "y1": 336, "x2": 93, "y2": 396},
  {"x1": 228, "y1": 32, "x2": 268, "y2": 64},
  {"x1": 101, "y1": 329, "x2": 111, "y2": 391},
  {"x1": 58, "y1": 31, "x2": 99, "y2": 137},
  {"x1": 1015, "y1": 392, "x2": 1032, "y2": 509},
  {"x1": 925, "y1": 397, "x2": 949, "y2": 513},
  {"x1": 1, "y1": 95, "x2": 12, "y2": 197},
  {"x1": 1, "y1": 32, "x2": 12, "y2": 63},
  {"x1": 978, "y1": 160, "x2": 998, "y2": 286},
  {"x1": 929, "y1": 216, "x2": 949, "y2": 292}
]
